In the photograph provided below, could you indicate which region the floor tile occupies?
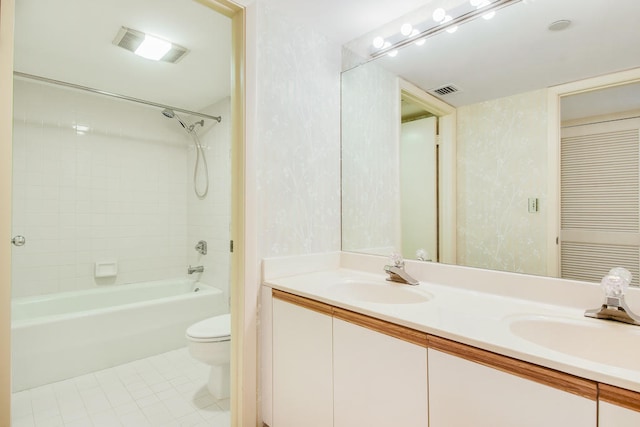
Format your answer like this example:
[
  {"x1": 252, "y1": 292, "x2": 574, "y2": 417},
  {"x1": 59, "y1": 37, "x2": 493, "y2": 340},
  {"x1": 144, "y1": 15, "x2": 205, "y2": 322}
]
[{"x1": 12, "y1": 347, "x2": 229, "y2": 427}]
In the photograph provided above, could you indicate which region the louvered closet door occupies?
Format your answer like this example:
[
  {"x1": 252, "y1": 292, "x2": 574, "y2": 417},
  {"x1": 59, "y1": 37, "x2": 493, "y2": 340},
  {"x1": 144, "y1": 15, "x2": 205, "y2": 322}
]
[{"x1": 561, "y1": 118, "x2": 640, "y2": 285}]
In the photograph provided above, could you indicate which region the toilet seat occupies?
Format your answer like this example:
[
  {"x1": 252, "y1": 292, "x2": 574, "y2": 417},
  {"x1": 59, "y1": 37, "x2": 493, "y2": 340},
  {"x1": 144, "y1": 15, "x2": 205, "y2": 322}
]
[{"x1": 186, "y1": 314, "x2": 231, "y2": 343}]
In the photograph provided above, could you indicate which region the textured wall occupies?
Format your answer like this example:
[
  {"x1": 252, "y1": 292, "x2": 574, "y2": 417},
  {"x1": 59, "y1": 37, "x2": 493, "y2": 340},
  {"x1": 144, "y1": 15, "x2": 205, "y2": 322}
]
[
  {"x1": 255, "y1": 4, "x2": 342, "y2": 258},
  {"x1": 341, "y1": 61, "x2": 400, "y2": 255},
  {"x1": 457, "y1": 89, "x2": 548, "y2": 275}
]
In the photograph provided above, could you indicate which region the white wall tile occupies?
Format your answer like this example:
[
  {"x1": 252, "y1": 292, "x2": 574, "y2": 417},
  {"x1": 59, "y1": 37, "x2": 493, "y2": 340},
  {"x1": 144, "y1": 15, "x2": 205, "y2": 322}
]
[{"x1": 11, "y1": 79, "x2": 231, "y2": 297}]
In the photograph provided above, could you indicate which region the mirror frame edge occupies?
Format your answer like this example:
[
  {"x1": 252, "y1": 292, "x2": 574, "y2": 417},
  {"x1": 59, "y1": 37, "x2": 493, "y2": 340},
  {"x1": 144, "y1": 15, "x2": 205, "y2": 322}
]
[
  {"x1": 547, "y1": 67, "x2": 640, "y2": 278},
  {"x1": 399, "y1": 79, "x2": 457, "y2": 264}
]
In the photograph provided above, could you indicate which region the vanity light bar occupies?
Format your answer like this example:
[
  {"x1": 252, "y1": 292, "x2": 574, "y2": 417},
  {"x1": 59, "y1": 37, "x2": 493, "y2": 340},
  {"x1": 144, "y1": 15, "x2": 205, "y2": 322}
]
[{"x1": 371, "y1": 0, "x2": 522, "y2": 59}]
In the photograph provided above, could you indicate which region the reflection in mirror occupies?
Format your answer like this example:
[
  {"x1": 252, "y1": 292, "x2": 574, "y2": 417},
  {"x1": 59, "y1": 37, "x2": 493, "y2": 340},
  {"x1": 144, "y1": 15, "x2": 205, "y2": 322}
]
[
  {"x1": 341, "y1": 0, "x2": 640, "y2": 282},
  {"x1": 560, "y1": 82, "x2": 640, "y2": 286}
]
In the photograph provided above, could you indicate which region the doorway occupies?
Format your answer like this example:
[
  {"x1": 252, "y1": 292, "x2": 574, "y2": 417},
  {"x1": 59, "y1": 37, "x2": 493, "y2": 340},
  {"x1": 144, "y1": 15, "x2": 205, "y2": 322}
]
[
  {"x1": 1, "y1": 0, "x2": 247, "y2": 424},
  {"x1": 400, "y1": 80, "x2": 457, "y2": 265}
]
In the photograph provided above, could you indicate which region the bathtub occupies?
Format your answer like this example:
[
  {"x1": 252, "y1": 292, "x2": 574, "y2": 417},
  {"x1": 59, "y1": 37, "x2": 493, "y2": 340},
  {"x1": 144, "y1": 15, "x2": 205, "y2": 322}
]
[{"x1": 11, "y1": 279, "x2": 226, "y2": 391}]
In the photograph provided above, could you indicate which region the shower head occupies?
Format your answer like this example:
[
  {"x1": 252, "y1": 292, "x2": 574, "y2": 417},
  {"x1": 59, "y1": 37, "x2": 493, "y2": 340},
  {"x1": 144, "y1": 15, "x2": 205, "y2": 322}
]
[{"x1": 161, "y1": 108, "x2": 189, "y2": 131}]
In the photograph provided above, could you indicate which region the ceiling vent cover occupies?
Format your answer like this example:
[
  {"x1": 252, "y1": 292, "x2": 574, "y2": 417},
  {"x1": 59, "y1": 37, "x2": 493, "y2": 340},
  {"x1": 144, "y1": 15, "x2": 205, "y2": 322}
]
[
  {"x1": 112, "y1": 27, "x2": 189, "y2": 64},
  {"x1": 430, "y1": 84, "x2": 461, "y2": 96}
]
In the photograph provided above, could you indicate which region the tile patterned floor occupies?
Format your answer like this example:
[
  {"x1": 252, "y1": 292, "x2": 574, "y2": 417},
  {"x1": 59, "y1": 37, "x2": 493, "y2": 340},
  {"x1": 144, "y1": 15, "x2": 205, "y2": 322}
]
[{"x1": 11, "y1": 347, "x2": 230, "y2": 427}]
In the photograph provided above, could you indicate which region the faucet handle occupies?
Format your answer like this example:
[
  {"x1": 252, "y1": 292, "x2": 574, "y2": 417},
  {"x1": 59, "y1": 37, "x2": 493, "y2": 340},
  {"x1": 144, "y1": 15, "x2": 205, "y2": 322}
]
[
  {"x1": 602, "y1": 267, "x2": 632, "y2": 298},
  {"x1": 389, "y1": 251, "x2": 404, "y2": 268}
]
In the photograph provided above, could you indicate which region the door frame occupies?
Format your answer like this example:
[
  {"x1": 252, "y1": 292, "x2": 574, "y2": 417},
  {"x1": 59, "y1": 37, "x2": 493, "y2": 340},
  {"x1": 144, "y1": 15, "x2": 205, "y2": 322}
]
[
  {"x1": 547, "y1": 67, "x2": 640, "y2": 278},
  {"x1": 399, "y1": 79, "x2": 457, "y2": 265},
  {"x1": 0, "y1": 0, "x2": 16, "y2": 424}
]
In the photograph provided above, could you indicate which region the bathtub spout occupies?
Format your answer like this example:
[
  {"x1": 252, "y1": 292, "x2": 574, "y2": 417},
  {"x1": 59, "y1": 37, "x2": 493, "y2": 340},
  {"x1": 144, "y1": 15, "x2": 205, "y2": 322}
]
[{"x1": 188, "y1": 265, "x2": 204, "y2": 274}]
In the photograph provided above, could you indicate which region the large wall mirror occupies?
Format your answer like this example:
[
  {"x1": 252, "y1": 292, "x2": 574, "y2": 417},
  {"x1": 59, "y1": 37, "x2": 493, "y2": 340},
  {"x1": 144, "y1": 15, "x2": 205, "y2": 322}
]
[{"x1": 341, "y1": 0, "x2": 640, "y2": 283}]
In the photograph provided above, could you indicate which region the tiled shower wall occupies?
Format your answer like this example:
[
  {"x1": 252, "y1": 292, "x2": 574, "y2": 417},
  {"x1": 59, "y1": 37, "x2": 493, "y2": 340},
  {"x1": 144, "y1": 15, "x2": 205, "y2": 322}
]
[{"x1": 11, "y1": 78, "x2": 230, "y2": 298}]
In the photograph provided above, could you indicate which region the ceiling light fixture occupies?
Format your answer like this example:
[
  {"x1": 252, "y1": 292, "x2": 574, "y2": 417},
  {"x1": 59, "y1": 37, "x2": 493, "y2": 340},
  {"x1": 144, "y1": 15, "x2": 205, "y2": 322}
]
[
  {"x1": 372, "y1": 36, "x2": 385, "y2": 49},
  {"x1": 135, "y1": 34, "x2": 172, "y2": 61},
  {"x1": 371, "y1": 0, "x2": 522, "y2": 59},
  {"x1": 112, "y1": 27, "x2": 190, "y2": 64}
]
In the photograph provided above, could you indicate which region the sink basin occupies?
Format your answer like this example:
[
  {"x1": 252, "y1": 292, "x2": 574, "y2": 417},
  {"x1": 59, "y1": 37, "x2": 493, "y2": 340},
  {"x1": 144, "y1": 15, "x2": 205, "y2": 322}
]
[
  {"x1": 509, "y1": 315, "x2": 640, "y2": 370},
  {"x1": 328, "y1": 280, "x2": 431, "y2": 304}
]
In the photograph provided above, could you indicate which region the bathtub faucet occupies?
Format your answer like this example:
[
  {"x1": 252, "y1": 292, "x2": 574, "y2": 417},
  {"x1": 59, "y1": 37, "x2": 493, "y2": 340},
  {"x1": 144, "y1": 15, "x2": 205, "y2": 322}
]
[{"x1": 188, "y1": 265, "x2": 204, "y2": 274}]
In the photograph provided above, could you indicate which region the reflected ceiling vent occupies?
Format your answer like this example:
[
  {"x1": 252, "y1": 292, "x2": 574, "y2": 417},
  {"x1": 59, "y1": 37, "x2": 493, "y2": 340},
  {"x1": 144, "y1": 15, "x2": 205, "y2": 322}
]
[
  {"x1": 112, "y1": 27, "x2": 189, "y2": 64},
  {"x1": 430, "y1": 84, "x2": 461, "y2": 96}
]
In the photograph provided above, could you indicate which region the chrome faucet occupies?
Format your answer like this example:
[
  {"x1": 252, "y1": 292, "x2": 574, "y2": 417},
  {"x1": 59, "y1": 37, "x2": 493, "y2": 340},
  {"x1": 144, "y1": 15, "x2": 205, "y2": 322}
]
[
  {"x1": 585, "y1": 267, "x2": 640, "y2": 326},
  {"x1": 384, "y1": 252, "x2": 419, "y2": 286},
  {"x1": 188, "y1": 265, "x2": 204, "y2": 274}
]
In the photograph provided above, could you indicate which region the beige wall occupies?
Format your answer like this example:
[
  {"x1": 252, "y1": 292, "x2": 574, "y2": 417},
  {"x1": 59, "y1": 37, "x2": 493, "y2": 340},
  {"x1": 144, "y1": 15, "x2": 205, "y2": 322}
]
[
  {"x1": 0, "y1": 0, "x2": 15, "y2": 424},
  {"x1": 457, "y1": 88, "x2": 548, "y2": 275}
]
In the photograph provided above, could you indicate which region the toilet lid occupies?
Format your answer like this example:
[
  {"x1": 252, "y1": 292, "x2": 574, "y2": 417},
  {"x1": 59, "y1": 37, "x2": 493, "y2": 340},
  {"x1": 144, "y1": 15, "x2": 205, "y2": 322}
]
[{"x1": 186, "y1": 314, "x2": 230, "y2": 340}]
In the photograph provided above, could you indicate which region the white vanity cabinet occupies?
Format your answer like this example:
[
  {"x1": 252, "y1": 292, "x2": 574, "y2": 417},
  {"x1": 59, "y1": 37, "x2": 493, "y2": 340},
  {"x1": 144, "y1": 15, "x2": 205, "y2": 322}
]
[
  {"x1": 271, "y1": 290, "x2": 428, "y2": 427},
  {"x1": 332, "y1": 309, "x2": 428, "y2": 427},
  {"x1": 272, "y1": 292, "x2": 333, "y2": 427},
  {"x1": 598, "y1": 385, "x2": 640, "y2": 426},
  {"x1": 268, "y1": 287, "x2": 637, "y2": 427},
  {"x1": 427, "y1": 337, "x2": 597, "y2": 427}
]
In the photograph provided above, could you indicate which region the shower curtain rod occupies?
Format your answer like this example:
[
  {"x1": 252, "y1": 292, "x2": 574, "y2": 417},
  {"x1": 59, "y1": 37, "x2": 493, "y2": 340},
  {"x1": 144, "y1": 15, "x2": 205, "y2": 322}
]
[{"x1": 13, "y1": 71, "x2": 222, "y2": 122}]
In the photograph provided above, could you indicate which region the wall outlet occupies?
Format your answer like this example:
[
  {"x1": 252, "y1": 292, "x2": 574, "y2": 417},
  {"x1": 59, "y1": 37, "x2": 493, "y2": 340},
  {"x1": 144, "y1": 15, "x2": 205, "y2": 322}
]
[{"x1": 528, "y1": 198, "x2": 539, "y2": 213}]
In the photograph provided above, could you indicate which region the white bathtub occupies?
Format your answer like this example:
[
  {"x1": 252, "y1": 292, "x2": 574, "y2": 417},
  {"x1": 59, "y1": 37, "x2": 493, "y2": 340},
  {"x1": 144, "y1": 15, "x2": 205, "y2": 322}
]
[{"x1": 11, "y1": 279, "x2": 226, "y2": 391}]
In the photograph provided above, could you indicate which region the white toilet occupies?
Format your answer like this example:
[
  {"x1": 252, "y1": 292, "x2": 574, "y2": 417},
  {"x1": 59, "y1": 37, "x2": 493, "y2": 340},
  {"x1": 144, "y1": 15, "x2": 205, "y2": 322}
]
[{"x1": 186, "y1": 313, "x2": 231, "y2": 399}]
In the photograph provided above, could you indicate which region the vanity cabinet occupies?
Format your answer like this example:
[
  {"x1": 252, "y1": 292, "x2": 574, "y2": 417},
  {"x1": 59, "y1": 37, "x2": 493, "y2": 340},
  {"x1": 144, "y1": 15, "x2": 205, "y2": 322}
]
[
  {"x1": 272, "y1": 294, "x2": 333, "y2": 427},
  {"x1": 598, "y1": 384, "x2": 640, "y2": 426},
  {"x1": 268, "y1": 288, "x2": 637, "y2": 427},
  {"x1": 427, "y1": 337, "x2": 597, "y2": 427},
  {"x1": 271, "y1": 290, "x2": 428, "y2": 427},
  {"x1": 332, "y1": 309, "x2": 428, "y2": 427}
]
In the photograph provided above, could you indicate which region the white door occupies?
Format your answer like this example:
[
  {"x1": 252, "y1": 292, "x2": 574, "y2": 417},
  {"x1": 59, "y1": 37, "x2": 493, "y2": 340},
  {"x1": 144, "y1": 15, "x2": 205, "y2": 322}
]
[
  {"x1": 560, "y1": 118, "x2": 640, "y2": 284},
  {"x1": 400, "y1": 116, "x2": 438, "y2": 260}
]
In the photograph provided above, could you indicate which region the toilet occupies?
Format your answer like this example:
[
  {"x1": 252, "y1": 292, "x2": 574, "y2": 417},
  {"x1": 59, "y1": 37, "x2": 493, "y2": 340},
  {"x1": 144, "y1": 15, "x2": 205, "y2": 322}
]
[{"x1": 186, "y1": 313, "x2": 231, "y2": 399}]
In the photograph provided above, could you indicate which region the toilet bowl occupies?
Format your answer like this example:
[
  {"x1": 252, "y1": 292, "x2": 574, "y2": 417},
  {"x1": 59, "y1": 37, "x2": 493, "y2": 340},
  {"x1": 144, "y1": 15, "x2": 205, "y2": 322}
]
[{"x1": 186, "y1": 313, "x2": 231, "y2": 399}]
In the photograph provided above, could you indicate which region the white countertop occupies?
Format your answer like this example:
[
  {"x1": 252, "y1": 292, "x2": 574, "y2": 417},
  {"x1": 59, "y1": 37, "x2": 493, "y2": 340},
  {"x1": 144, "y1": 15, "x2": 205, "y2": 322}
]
[{"x1": 264, "y1": 266, "x2": 640, "y2": 394}]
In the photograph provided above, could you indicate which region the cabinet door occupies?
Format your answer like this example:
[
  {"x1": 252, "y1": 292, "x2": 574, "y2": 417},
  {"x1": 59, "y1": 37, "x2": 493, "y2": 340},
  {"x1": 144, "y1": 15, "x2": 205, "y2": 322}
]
[
  {"x1": 600, "y1": 401, "x2": 640, "y2": 426},
  {"x1": 272, "y1": 297, "x2": 333, "y2": 427},
  {"x1": 428, "y1": 349, "x2": 596, "y2": 427},
  {"x1": 599, "y1": 385, "x2": 640, "y2": 427},
  {"x1": 333, "y1": 317, "x2": 428, "y2": 427}
]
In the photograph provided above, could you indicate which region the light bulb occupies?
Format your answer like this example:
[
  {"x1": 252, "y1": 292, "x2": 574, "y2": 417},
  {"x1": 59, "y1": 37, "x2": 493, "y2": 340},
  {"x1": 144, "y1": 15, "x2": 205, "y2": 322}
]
[
  {"x1": 470, "y1": 0, "x2": 482, "y2": 6},
  {"x1": 411, "y1": 29, "x2": 426, "y2": 46},
  {"x1": 476, "y1": 0, "x2": 494, "y2": 20},
  {"x1": 373, "y1": 36, "x2": 385, "y2": 49},
  {"x1": 439, "y1": 15, "x2": 458, "y2": 33},
  {"x1": 387, "y1": 49, "x2": 398, "y2": 58},
  {"x1": 432, "y1": 8, "x2": 446, "y2": 23},
  {"x1": 401, "y1": 23, "x2": 413, "y2": 36}
]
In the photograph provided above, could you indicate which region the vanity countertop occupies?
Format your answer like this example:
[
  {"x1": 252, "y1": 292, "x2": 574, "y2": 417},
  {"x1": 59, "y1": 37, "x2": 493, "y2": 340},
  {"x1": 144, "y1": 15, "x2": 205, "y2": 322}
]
[{"x1": 263, "y1": 267, "x2": 640, "y2": 394}]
